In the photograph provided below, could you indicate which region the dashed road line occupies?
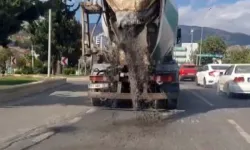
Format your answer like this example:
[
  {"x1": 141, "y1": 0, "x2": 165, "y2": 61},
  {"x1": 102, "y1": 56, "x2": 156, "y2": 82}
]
[
  {"x1": 86, "y1": 107, "x2": 97, "y2": 114},
  {"x1": 228, "y1": 119, "x2": 250, "y2": 144},
  {"x1": 32, "y1": 131, "x2": 55, "y2": 143},
  {"x1": 67, "y1": 117, "x2": 82, "y2": 124},
  {"x1": 189, "y1": 91, "x2": 214, "y2": 107}
]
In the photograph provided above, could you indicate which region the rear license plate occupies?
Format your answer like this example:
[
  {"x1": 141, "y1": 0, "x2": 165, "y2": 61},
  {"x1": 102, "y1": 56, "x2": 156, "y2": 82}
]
[
  {"x1": 188, "y1": 73, "x2": 194, "y2": 75},
  {"x1": 89, "y1": 83, "x2": 109, "y2": 89}
]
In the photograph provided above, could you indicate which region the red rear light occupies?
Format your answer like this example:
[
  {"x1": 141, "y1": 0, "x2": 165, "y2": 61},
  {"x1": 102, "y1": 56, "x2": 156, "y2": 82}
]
[
  {"x1": 209, "y1": 71, "x2": 216, "y2": 76},
  {"x1": 233, "y1": 77, "x2": 244, "y2": 83},
  {"x1": 152, "y1": 75, "x2": 175, "y2": 83},
  {"x1": 161, "y1": 75, "x2": 173, "y2": 82},
  {"x1": 179, "y1": 69, "x2": 184, "y2": 75},
  {"x1": 89, "y1": 75, "x2": 108, "y2": 82}
]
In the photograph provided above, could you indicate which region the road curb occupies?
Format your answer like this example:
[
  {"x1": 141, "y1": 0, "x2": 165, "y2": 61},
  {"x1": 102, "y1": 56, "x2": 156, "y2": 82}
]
[{"x1": 0, "y1": 78, "x2": 67, "y2": 104}]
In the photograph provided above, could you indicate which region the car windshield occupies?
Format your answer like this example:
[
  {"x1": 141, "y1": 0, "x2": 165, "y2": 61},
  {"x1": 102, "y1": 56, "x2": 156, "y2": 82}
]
[
  {"x1": 235, "y1": 65, "x2": 250, "y2": 73},
  {"x1": 211, "y1": 65, "x2": 230, "y2": 70}
]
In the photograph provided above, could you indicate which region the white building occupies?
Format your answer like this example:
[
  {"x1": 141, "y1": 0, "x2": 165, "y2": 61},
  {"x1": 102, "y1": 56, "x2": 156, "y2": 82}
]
[
  {"x1": 95, "y1": 33, "x2": 108, "y2": 49},
  {"x1": 173, "y1": 43, "x2": 198, "y2": 64}
]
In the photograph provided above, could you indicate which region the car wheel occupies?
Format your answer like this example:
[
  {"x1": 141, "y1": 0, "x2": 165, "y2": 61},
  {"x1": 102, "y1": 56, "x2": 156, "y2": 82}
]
[
  {"x1": 167, "y1": 99, "x2": 178, "y2": 110},
  {"x1": 226, "y1": 85, "x2": 234, "y2": 98},
  {"x1": 216, "y1": 83, "x2": 221, "y2": 95},
  {"x1": 203, "y1": 78, "x2": 208, "y2": 88},
  {"x1": 195, "y1": 77, "x2": 199, "y2": 86}
]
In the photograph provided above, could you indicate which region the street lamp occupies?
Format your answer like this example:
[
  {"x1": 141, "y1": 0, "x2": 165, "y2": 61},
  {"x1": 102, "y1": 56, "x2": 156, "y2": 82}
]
[
  {"x1": 199, "y1": 7, "x2": 212, "y2": 66},
  {"x1": 191, "y1": 28, "x2": 194, "y2": 51},
  {"x1": 190, "y1": 28, "x2": 194, "y2": 63}
]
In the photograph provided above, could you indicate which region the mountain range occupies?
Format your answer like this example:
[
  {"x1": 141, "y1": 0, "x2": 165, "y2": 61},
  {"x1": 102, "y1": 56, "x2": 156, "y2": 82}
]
[{"x1": 90, "y1": 24, "x2": 250, "y2": 46}]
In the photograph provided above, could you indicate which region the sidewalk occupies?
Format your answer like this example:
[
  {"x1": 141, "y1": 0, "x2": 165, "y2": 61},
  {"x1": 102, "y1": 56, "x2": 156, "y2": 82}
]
[{"x1": 0, "y1": 81, "x2": 91, "y2": 145}]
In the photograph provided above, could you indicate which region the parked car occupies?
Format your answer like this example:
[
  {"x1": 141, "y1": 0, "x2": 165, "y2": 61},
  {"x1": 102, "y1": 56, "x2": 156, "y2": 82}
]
[
  {"x1": 179, "y1": 63, "x2": 197, "y2": 81},
  {"x1": 217, "y1": 64, "x2": 250, "y2": 97},
  {"x1": 196, "y1": 64, "x2": 231, "y2": 87}
]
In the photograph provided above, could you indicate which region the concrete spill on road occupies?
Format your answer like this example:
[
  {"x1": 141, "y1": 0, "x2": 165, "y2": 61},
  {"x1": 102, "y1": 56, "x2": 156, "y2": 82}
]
[{"x1": 118, "y1": 26, "x2": 150, "y2": 110}]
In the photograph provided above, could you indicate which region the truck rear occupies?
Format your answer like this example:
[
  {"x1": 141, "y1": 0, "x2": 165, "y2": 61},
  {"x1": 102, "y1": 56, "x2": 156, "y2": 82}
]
[{"x1": 82, "y1": 0, "x2": 182, "y2": 110}]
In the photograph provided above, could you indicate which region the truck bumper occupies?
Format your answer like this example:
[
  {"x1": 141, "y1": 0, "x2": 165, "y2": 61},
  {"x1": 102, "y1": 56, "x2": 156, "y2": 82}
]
[{"x1": 88, "y1": 91, "x2": 179, "y2": 101}]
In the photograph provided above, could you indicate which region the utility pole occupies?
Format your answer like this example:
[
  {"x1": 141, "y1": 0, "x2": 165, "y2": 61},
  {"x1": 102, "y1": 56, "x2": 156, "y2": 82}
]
[
  {"x1": 47, "y1": 9, "x2": 52, "y2": 77},
  {"x1": 31, "y1": 45, "x2": 34, "y2": 69},
  {"x1": 81, "y1": 6, "x2": 86, "y2": 75},
  {"x1": 199, "y1": 7, "x2": 212, "y2": 66},
  {"x1": 190, "y1": 28, "x2": 194, "y2": 64},
  {"x1": 199, "y1": 26, "x2": 204, "y2": 66},
  {"x1": 100, "y1": 35, "x2": 103, "y2": 52}
]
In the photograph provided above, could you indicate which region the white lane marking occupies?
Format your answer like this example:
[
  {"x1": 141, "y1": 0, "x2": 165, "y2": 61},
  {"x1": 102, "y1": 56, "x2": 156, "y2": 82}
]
[
  {"x1": 228, "y1": 119, "x2": 250, "y2": 144},
  {"x1": 32, "y1": 131, "x2": 55, "y2": 143},
  {"x1": 50, "y1": 91, "x2": 88, "y2": 97},
  {"x1": 86, "y1": 107, "x2": 97, "y2": 114},
  {"x1": 189, "y1": 91, "x2": 214, "y2": 106},
  {"x1": 68, "y1": 117, "x2": 82, "y2": 124}
]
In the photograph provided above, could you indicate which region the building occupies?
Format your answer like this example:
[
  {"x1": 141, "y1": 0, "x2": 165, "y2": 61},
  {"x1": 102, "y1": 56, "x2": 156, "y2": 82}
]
[
  {"x1": 95, "y1": 32, "x2": 108, "y2": 49},
  {"x1": 173, "y1": 43, "x2": 198, "y2": 64}
]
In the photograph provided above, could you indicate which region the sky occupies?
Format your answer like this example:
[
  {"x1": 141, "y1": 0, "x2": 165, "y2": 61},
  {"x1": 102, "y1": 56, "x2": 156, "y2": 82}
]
[{"x1": 75, "y1": 0, "x2": 250, "y2": 34}]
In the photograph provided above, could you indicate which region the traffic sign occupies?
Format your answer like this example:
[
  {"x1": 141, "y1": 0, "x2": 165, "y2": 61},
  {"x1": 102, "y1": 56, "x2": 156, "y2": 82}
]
[
  {"x1": 196, "y1": 54, "x2": 223, "y2": 58},
  {"x1": 61, "y1": 57, "x2": 68, "y2": 66},
  {"x1": 11, "y1": 57, "x2": 16, "y2": 65}
]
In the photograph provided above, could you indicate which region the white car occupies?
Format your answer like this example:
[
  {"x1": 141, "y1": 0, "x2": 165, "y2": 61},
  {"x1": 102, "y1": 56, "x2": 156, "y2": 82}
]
[
  {"x1": 217, "y1": 64, "x2": 250, "y2": 97},
  {"x1": 196, "y1": 64, "x2": 231, "y2": 87}
]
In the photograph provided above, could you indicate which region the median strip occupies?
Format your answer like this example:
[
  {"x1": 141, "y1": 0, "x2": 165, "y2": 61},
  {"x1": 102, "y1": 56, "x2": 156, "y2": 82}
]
[{"x1": 0, "y1": 77, "x2": 67, "y2": 104}]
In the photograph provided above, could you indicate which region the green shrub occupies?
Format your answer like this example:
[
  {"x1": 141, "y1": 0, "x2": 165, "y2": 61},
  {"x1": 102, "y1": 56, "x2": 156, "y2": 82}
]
[
  {"x1": 21, "y1": 66, "x2": 34, "y2": 74},
  {"x1": 63, "y1": 68, "x2": 75, "y2": 75},
  {"x1": 15, "y1": 70, "x2": 22, "y2": 74},
  {"x1": 34, "y1": 59, "x2": 43, "y2": 69}
]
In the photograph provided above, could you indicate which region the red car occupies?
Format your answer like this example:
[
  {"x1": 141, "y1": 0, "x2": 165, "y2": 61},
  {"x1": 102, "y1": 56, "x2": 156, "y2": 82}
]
[{"x1": 179, "y1": 64, "x2": 197, "y2": 81}]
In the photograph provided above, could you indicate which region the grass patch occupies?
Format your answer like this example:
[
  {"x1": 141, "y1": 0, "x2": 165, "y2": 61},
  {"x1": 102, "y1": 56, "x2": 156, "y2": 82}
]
[{"x1": 0, "y1": 76, "x2": 40, "y2": 85}]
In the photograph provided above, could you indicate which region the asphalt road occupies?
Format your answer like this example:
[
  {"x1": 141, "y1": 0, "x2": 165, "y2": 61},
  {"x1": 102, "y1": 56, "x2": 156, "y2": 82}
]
[
  {"x1": 12, "y1": 81, "x2": 250, "y2": 150},
  {"x1": 0, "y1": 80, "x2": 92, "y2": 149}
]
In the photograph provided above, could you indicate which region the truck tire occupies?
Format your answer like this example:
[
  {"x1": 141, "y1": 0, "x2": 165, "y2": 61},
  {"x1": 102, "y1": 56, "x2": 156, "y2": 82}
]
[
  {"x1": 167, "y1": 99, "x2": 178, "y2": 110},
  {"x1": 151, "y1": 100, "x2": 167, "y2": 109},
  {"x1": 91, "y1": 98, "x2": 102, "y2": 106}
]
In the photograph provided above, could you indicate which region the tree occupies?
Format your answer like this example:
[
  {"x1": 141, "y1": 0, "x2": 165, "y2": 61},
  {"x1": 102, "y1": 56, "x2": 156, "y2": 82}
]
[
  {"x1": 198, "y1": 36, "x2": 227, "y2": 65},
  {"x1": 0, "y1": 47, "x2": 12, "y2": 76},
  {"x1": 25, "y1": 0, "x2": 81, "y2": 74},
  {"x1": 16, "y1": 56, "x2": 27, "y2": 69},
  {"x1": 223, "y1": 46, "x2": 250, "y2": 63},
  {"x1": 0, "y1": 0, "x2": 52, "y2": 47}
]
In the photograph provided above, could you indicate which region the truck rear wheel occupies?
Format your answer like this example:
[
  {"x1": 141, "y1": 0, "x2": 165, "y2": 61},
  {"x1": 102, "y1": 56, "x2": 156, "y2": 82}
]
[
  {"x1": 91, "y1": 98, "x2": 102, "y2": 106},
  {"x1": 167, "y1": 99, "x2": 178, "y2": 110},
  {"x1": 152, "y1": 100, "x2": 167, "y2": 109}
]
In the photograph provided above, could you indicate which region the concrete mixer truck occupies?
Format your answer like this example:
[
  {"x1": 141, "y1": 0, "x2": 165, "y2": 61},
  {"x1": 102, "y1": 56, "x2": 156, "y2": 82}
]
[{"x1": 82, "y1": 0, "x2": 182, "y2": 110}]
